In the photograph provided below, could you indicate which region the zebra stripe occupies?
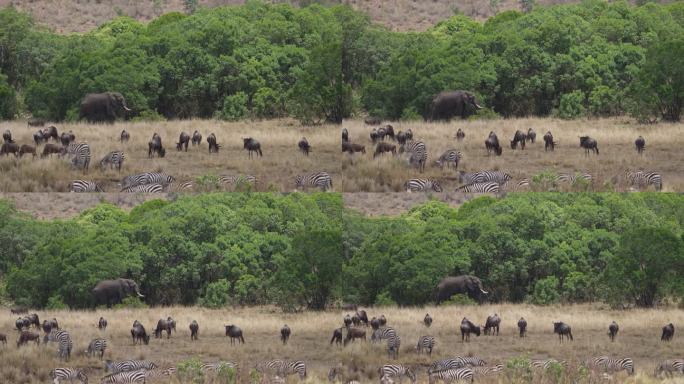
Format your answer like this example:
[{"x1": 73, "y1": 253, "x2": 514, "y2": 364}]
[
  {"x1": 379, "y1": 364, "x2": 416, "y2": 383},
  {"x1": 457, "y1": 182, "x2": 500, "y2": 193},
  {"x1": 100, "y1": 370, "x2": 147, "y2": 383},
  {"x1": 405, "y1": 178, "x2": 442, "y2": 192},
  {"x1": 428, "y1": 367, "x2": 474, "y2": 383},
  {"x1": 557, "y1": 172, "x2": 592, "y2": 184},
  {"x1": 590, "y1": 356, "x2": 635, "y2": 375},
  {"x1": 50, "y1": 368, "x2": 87, "y2": 383},
  {"x1": 428, "y1": 357, "x2": 487, "y2": 373},
  {"x1": 371, "y1": 327, "x2": 396, "y2": 343},
  {"x1": 69, "y1": 180, "x2": 103, "y2": 192},
  {"x1": 100, "y1": 151, "x2": 125, "y2": 171},
  {"x1": 201, "y1": 361, "x2": 238, "y2": 373},
  {"x1": 435, "y1": 149, "x2": 462, "y2": 169},
  {"x1": 458, "y1": 170, "x2": 511, "y2": 185},
  {"x1": 401, "y1": 141, "x2": 427, "y2": 172},
  {"x1": 220, "y1": 175, "x2": 257, "y2": 190},
  {"x1": 386, "y1": 334, "x2": 401, "y2": 359},
  {"x1": 655, "y1": 359, "x2": 684, "y2": 377},
  {"x1": 85, "y1": 338, "x2": 107, "y2": 360},
  {"x1": 295, "y1": 172, "x2": 332, "y2": 191},
  {"x1": 47, "y1": 329, "x2": 72, "y2": 361},
  {"x1": 625, "y1": 170, "x2": 662, "y2": 191},
  {"x1": 531, "y1": 359, "x2": 567, "y2": 370},
  {"x1": 121, "y1": 172, "x2": 175, "y2": 189},
  {"x1": 121, "y1": 183, "x2": 164, "y2": 193},
  {"x1": 65, "y1": 143, "x2": 91, "y2": 172},
  {"x1": 472, "y1": 364, "x2": 504, "y2": 376},
  {"x1": 516, "y1": 178, "x2": 530, "y2": 189},
  {"x1": 104, "y1": 360, "x2": 158, "y2": 374},
  {"x1": 415, "y1": 335, "x2": 435, "y2": 355},
  {"x1": 256, "y1": 360, "x2": 306, "y2": 379}
]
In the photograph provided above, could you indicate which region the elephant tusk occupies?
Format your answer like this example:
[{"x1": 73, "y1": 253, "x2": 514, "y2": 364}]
[
  {"x1": 137, "y1": 292, "x2": 144, "y2": 298},
  {"x1": 474, "y1": 103, "x2": 483, "y2": 109},
  {"x1": 123, "y1": 106, "x2": 132, "y2": 111},
  {"x1": 480, "y1": 289, "x2": 489, "y2": 294}
]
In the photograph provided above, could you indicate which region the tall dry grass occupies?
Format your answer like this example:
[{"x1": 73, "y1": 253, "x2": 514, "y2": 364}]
[
  {"x1": 0, "y1": 119, "x2": 339, "y2": 193},
  {"x1": 340, "y1": 118, "x2": 684, "y2": 192},
  {"x1": 0, "y1": 304, "x2": 682, "y2": 383}
]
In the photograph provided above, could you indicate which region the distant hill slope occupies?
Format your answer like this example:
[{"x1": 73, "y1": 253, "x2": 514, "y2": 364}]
[{"x1": 0, "y1": 0, "x2": 631, "y2": 33}]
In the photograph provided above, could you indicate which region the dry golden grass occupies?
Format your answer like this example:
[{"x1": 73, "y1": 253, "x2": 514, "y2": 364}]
[
  {"x1": 340, "y1": 118, "x2": 684, "y2": 192},
  {"x1": 0, "y1": 304, "x2": 682, "y2": 383},
  {"x1": 0, "y1": 119, "x2": 339, "y2": 193}
]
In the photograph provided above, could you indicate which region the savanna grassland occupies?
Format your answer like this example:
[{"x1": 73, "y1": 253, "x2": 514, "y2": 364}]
[
  {"x1": 0, "y1": 119, "x2": 339, "y2": 192},
  {"x1": 340, "y1": 118, "x2": 684, "y2": 192},
  {"x1": 0, "y1": 304, "x2": 682, "y2": 383}
]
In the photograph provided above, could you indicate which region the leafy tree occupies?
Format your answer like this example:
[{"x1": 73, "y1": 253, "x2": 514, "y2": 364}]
[{"x1": 0, "y1": 72, "x2": 16, "y2": 119}]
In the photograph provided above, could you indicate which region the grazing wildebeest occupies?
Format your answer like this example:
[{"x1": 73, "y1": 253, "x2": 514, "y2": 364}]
[
  {"x1": 243, "y1": 137, "x2": 262, "y2": 158},
  {"x1": 518, "y1": 317, "x2": 527, "y2": 338},
  {"x1": 527, "y1": 128, "x2": 536, "y2": 143},
  {"x1": 405, "y1": 128, "x2": 413, "y2": 141},
  {"x1": 17, "y1": 331, "x2": 40, "y2": 347},
  {"x1": 370, "y1": 128, "x2": 380, "y2": 143},
  {"x1": 351, "y1": 315, "x2": 361, "y2": 327},
  {"x1": 27, "y1": 117, "x2": 46, "y2": 127},
  {"x1": 330, "y1": 327, "x2": 343, "y2": 346},
  {"x1": 131, "y1": 321, "x2": 150, "y2": 345},
  {"x1": 10, "y1": 306, "x2": 28, "y2": 315},
  {"x1": 485, "y1": 132, "x2": 502, "y2": 156},
  {"x1": 16, "y1": 317, "x2": 30, "y2": 331},
  {"x1": 0, "y1": 333, "x2": 6, "y2": 345},
  {"x1": 33, "y1": 130, "x2": 45, "y2": 146},
  {"x1": 343, "y1": 327, "x2": 366, "y2": 346},
  {"x1": 166, "y1": 317, "x2": 176, "y2": 333},
  {"x1": 553, "y1": 321, "x2": 573, "y2": 342},
  {"x1": 635, "y1": 136, "x2": 645, "y2": 154},
  {"x1": 356, "y1": 310, "x2": 368, "y2": 326},
  {"x1": 42, "y1": 318, "x2": 59, "y2": 335},
  {"x1": 364, "y1": 117, "x2": 381, "y2": 125},
  {"x1": 26, "y1": 313, "x2": 40, "y2": 329},
  {"x1": 41, "y1": 143, "x2": 63, "y2": 158},
  {"x1": 342, "y1": 142, "x2": 365, "y2": 154},
  {"x1": 510, "y1": 130, "x2": 526, "y2": 150},
  {"x1": 544, "y1": 131, "x2": 555, "y2": 151},
  {"x1": 191, "y1": 130, "x2": 202, "y2": 146},
  {"x1": 207, "y1": 133, "x2": 220, "y2": 153},
  {"x1": 460, "y1": 317, "x2": 481, "y2": 342},
  {"x1": 484, "y1": 314, "x2": 501, "y2": 336},
  {"x1": 384, "y1": 125, "x2": 395, "y2": 140},
  {"x1": 579, "y1": 136, "x2": 599, "y2": 155},
  {"x1": 370, "y1": 317, "x2": 380, "y2": 330},
  {"x1": 608, "y1": 321, "x2": 619, "y2": 342},
  {"x1": 397, "y1": 130, "x2": 408, "y2": 145},
  {"x1": 0, "y1": 142, "x2": 19, "y2": 156},
  {"x1": 379, "y1": 314, "x2": 387, "y2": 326},
  {"x1": 120, "y1": 130, "x2": 130, "y2": 143},
  {"x1": 424, "y1": 314, "x2": 432, "y2": 327},
  {"x1": 280, "y1": 324, "x2": 291, "y2": 345},
  {"x1": 19, "y1": 145, "x2": 37, "y2": 158},
  {"x1": 661, "y1": 323, "x2": 674, "y2": 341},
  {"x1": 298, "y1": 137, "x2": 310, "y2": 156},
  {"x1": 98, "y1": 317, "x2": 107, "y2": 331},
  {"x1": 343, "y1": 314, "x2": 352, "y2": 328},
  {"x1": 176, "y1": 132, "x2": 190, "y2": 151},
  {"x1": 148, "y1": 133, "x2": 165, "y2": 158},
  {"x1": 374, "y1": 142, "x2": 396, "y2": 158},
  {"x1": 60, "y1": 131, "x2": 75, "y2": 147},
  {"x1": 3, "y1": 130, "x2": 13, "y2": 143},
  {"x1": 455, "y1": 128, "x2": 465, "y2": 141},
  {"x1": 341, "y1": 128, "x2": 349, "y2": 143},
  {"x1": 189, "y1": 320, "x2": 199, "y2": 341},
  {"x1": 155, "y1": 318, "x2": 172, "y2": 339},
  {"x1": 224, "y1": 324, "x2": 245, "y2": 345},
  {"x1": 44, "y1": 126, "x2": 59, "y2": 142}
]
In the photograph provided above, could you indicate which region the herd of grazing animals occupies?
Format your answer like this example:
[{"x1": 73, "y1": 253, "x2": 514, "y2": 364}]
[{"x1": 1, "y1": 308, "x2": 682, "y2": 383}]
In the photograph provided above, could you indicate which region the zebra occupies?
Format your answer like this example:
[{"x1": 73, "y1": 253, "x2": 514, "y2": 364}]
[
  {"x1": 435, "y1": 149, "x2": 462, "y2": 169},
  {"x1": 557, "y1": 172, "x2": 593, "y2": 184},
  {"x1": 428, "y1": 357, "x2": 486, "y2": 374},
  {"x1": 379, "y1": 364, "x2": 416, "y2": 384},
  {"x1": 256, "y1": 360, "x2": 306, "y2": 380},
  {"x1": 120, "y1": 172, "x2": 175, "y2": 189},
  {"x1": 201, "y1": 361, "x2": 238, "y2": 374},
  {"x1": 85, "y1": 338, "x2": 107, "y2": 360},
  {"x1": 100, "y1": 370, "x2": 147, "y2": 383},
  {"x1": 104, "y1": 360, "x2": 158, "y2": 374},
  {"x1": 415, "y1": 335, "x2": 435, "y2": 355},
  {"x1": 625, "y1": 170, "x2": 662, "y2": 191},
  {"x1": 405, "y1": 178, "x2": 442, "y2": 192},
  {"x1": 387, "y1": 334, "x2": 401, "y2": 359},
  {"x1": 65, "y1": 143, "x2": 91, "y2": 172},
  {"x1": 531, "y1": 359, "x2": 568, "y2": 370},
  {"x1": 472, "y1": 364, "x2": 504, "y2": 376},
  {"x1": 457, "y1": 182, "x2": 500, "y2": 193},
  {"x1": 50, "y1": 368, "x2": 88, "y2": 384},
  {"x1": 655, "y1": 359, "x2": 684, "y2": 377},
  {"x1": 47, "y1": 329, "x2": 73, "y2": 361},
  {"x1": 458, "y1": 170, "x2": 511, "y2": 185},
  {"x1": 220, "y1": 175, "x2": 257, "y2": 189},
  {"x1": 516, "y1": 178, "x2": 530, "y2": 190},
  {"x1": 428, "y1": 367, "x2": 474, "y2": 383},
  {"x1": 69, "y1": 180, "x2": 103, "y2": 192},
  {"x1": 589, "y1": 356, "x2": 635, "y2": 376},
  {"x1": 121, "y1": 183, "x2": 164, "y2": 193},
  {"x1": 371, "y1": 327, "x2": 396, "y2": 343},
  {"x1": 400, "y1": 141, "x2": 427, "y2": 172},
  {"x1": 100, "y1": 151, "x2": 125, "y2": 172},
  {"x1": 295, "y1": 172, "x2": 332, "y2": 191}
]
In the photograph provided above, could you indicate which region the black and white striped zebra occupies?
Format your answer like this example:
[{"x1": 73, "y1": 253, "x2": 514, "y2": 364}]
[
  {"x1": 415, "y1": 335, "x2": 435, "y2": 355},
  {"x1": 435, "y1": 149, "x2": 462, "y2": 169},
  {"x1": 379, "y1": 364, "x2": 416, "y2": 383},
  {"x1": 167, "y1": 180, "x2": 195, "y2": 192},
  {"x1": 104, "y1": 360, "x2": 158, "y2": 374},
  {"x1": 531, "y1": 359, "x2": 567, "y2": 370},
  {"x1": 121, "y1": 183, "x2": 164, "y2": 193},
  {"x1": 69, "y1": 180, "x2": 103, "y2": 192},
  {"x1": 456, "y1": 182, "x2": 500, "y2": 193},
  {"x1": 401, "y1": 141, "x2": 427, "y2": 172},
  {"x1": 405, "y1": 178, "x2": 442, "y2": 192},
  {"x1": 120, "y1": 172, "x2": 175, "y2": 189},
  {"x1": 220, "y1": 175, "x2": 257, "y2": 189},
  {"x1": 458, "y1": 170, "x2": 511, "y2": 185},
  {"x1": 589, "y1": 356, "x2": 635, "y2": 376},
  {"x1": 100, "y1": 151, "x2": 125, "y2": 172},
  {"x1": 85, "y1": 338, "x2": 107, "y2": 360},
  {"x1": 50, "y1": 368, "x2": 87, "y2": 383},
  {"x1": 47, "y1": 329, "x2": 73, "y2": 361},
  {"x1": 100, "y1": 370, "x2": 147, "y2": 383},
  {"x1": 428, "y1": 357, "x2": 486, "y2": 374},
  {"x1": 65, "y1": 143, "x2": 91, "y2": 172},
  {"x1": 472, "y1": 364, "x2": 504, "y2": 376},
  {"x1": 387, "y1": 334, "x2": 401, "y2": 359},
  {"x1": 655, "y1": 359, "x2": 683, "y2": 377},
  {"x1": 516, "y1": 178, "x2": 530, "y2": 190},
  {"x1": 371, "y1": 327, "x2": 396, "y2": 343},
  {"x1": 201, "y1": 361, "x2": 238, "y2": 374},
  {"x1": 256, "y1": 360, "x2": 306, "y2": 380},
  {"x1": 295, "y1": 172, "x2": 332, "y2": 191},
  {"x1": 625, "y1": 170, "x2": 662, "y2": 191},
  {"x1": 557, "y1": 172, "x2": 593, "y2": 184},
  {"x1": 428, "y1": 367, "x2": 474, "y2": 383}
]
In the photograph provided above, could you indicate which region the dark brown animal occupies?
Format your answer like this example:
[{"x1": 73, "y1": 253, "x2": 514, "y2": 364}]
[
  {"x1": 3, "y1": 130, "x2": 13, "y2": 143},
  {"x1": 330, "y1": 327, "x2": 343, "y2": 346},
  {"x1": 455, "y1": 128, "x2": 465, "y2": 141},
  {"x1": 98, "y1": 317, "x2": 107, "y2": 331},
  {"x1": 384, "y1": 125, "x2": 395, "y2": 140},
  {"x1": 0, "y1": 333, "x2": 6, "y2": 345},
  {"x1": 356, "y1": 310, "x2": 368, "y2": 326},
  {"x1": 343, "y1": 327, "x2": 366, "y2": 346},
  {"x1": 364, "y1": 117, "x2": 381, "y2": 125},
  {"x1": 342, "y1": 142, "x2": 365, "y2": 154},
  {"x1": 131, "y1": 322, "x2": 150, "y2": 345},
  {"x1": 27, "y1": 118, "x2": 46, "y2": 127},
  {"x1": 608, "y1": 321, "x2": 619, "y2": 342},
  {"x1": 43, "y1": 126, "x2": 59, "y2": 142},
  {"x1": 635, "y1": 136, "x2": 645, "y2": 154},
  {"x1": 243, "y1": 138, "x2": 262, "y2": 158},
  {"x1": 518, "y1": 317, "x2": 527, "y2": 337},
  {"x1": 10, "y1": 306, "x2": 28, "y2": 315},
  {"x1": 374, "y1": 142, "x2": 396, "y2": 158},
  {"x1": 192, "y1": 130, "x2": 202, "y2": 146},
  {"x1": 298, "y1": 137, "x2": 310, "y2": 156},
  {"x1": 661, "y1": 323, "x2": 674, "y2": 341},
  {"x1": 579, "y1": 136, "x2": 599, "y2": 155},
  {"x1": 544, "y1": 131, "x2": 555, "y2": 151},
  {"x1": 120, "y1": 130, "x2": 130, "y2": 143},
  {"x1": 155, "y1": 319, "x2": 172, "y2": 339},
  {"x1": 148, "y1": 133, "x2": 165, "y2": 158},
  {"x1": 526, "y1": 128, "x2": 536, "y2": 143},
  {"x1": 379, "y1": 315, "x2": 387, "y2": 326},
  {"x1": 189, "y1": 320, "x2": 199, "y2": 341},
  {"x1": 176, "y1": 132, "x2": 190, "y2": 151},
  {"x1": 207, "y1": 133, "x2": 220, "y2": 153},
  {"x1": 0, "y1": 142, "x2": 19, "y2": 156},
  {"x1": 424, "y1": 313, "x2": 432, "y2": 327},
  {"x1": 33, "y1": 130, "x2": 45, "y2": 146},
  {"x1": 510, "y1": 130, "x2": 526, "y2": 150},
  {"x1": 341, "y1": 128, "x2": 349, "y2": 143},
  {"x1": 41, "y1": 143, "x2": 63, "y2": 158},
  {"x1": 460, "y1": 317, "x2": 481, "y2": 342},
  {"x1": 370, "y1": 317, "x2": 380, "y2": 330},
  {"x1": 553, "y1": 321, "x2": 573, "y2": 342},
  {"x1": 280, "y1": 324, "x2": 291, "y2": 345},
  {"x1": 483, "y1": 313, "x2": 501, "y2": 336},
  {"x1": 351, "y1": 315, "x2": 361, "y2": 327},
  {"x1": 26, "y1": 314, "x2": 40, "y2": 329},
  {"x1": 19, "y1": 145, "x2": 37, "y2": 158},
  {"x1": 224, "y1": 325, "x2": 245, "y2": 345},
  {"x1": 60, "y1": 131, "x2": 75, "y2": 147},
  {"x1": 485, "y1": 132, "x2": 502, "y2": 156},
  {"x1": 397, "y1": 131, "x2": 408, "y2": 145},
  {"x1": 17, "y1": 331, "x2": 40, "y2": 347},
  {"x1": 343, "y1": 314, "x2": 352, "y2": 328}
]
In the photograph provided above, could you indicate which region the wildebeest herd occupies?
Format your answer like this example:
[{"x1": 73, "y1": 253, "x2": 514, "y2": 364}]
[{"x1": 3, "y1": 306, "x2": 680, "y2": 383}]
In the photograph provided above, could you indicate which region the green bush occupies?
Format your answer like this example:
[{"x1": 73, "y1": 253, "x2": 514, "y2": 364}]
[
  {"x1": 443, "y1": 294, "x2": 477, "y2": 306},
  {"x1": 46, "y1": 295, "x2": 68, "y2": 310},
  {"x1": 531, "y1": 276, "x2": 561, "y2": 305},
  {"x1": 374, "y1": 292, "x2": 397, "y2": 306},
  {"x1": 557, "y1": 91, "x2": 586, "y2": 119},
  {"x1": 131, "y1": 110, "x2": 165, "y2": 122},
  {"x1": 199, "y1": 279, "x2": 231, "y2": 308},
  {"x1": 0, "y1": 73, "x2": 17, "y2": 119},
  {"x1": 114, "y1": 296, "x2": 148, "y2": 309},
  {"x1": 217, "y1": 93, "x2": 248, "y2": 121}
]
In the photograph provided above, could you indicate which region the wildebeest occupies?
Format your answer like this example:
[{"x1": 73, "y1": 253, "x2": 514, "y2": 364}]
[
  {"x1": 424, "y1": 313, "x2": 433, "y2": 327},
  {"x1": 384, "y1": 125, "x2": 395, "y2": 140},
  {"x1": 635, "y1": 136, "x2": 645, "y2": 154},
  {"x1": 0, "y1": 333, "x2": 6, "y2": 345},
  {"x1": 166, "y1": 317, "x2": 176, "y2": 333},
  {"x1": 155, "y1": 318, "x2": 172, "y2": 339},
  {"x1": 176, "y1": 132, "x2": 190, "y2": 151},
  {"x1": 370, "y1": 128, "x2": 381, "y2": 143},
  {"x1": 330, "y1": 327, "x2": 343, "y2": 346},
  {"x1": 485, "y1": 132, "x2": 502, "y2": 156},
  {"x1": 351, "y1": 315, "x2": 361, "y2": 327},
  {"x1": 356, "y1": 310, "x2": 368, "y2": 326},
  {"x1": 341, "y1": 128, "x2": 349, "y2": 143},
  {"x1": 224, "y1": 324, "x2": 245, "y2": 345},
  {"x1": 41, "y1": 143, "x2": 63, "y2": 158},
  {"x1": 17, "y1": 331, "x2": 40, "y2": 347},
  {"x1": 43, "y1": 126, "x2": 59, "y2": 142},
  {"x1": 343, "y1": 327, "x2": 366, "y2": 346},
  {"x1": 148, "y1": 133, "x2": 165, "y2": 158},
  {"x1": 527, "y1": 128, "x2": 536, "y2": 143},
  {"x1": 343, "y1": 314, "x2": 352, "y2": 328},
  {"x1": 280, "y1": 324, "x2": 291, "y2": 345},
  {"x1": 189, "y1": 320, "x2": 199, "y2": 341},
  {"x1": 460, "y1": 317, "x2": 481, "y2": 342},
  {"x1": 27, "y1": 117, "x2": 46, "y2": 127},
  {"x1": 60, "y1": 131, "x2": 75, "y2": 147},
  {"x1": 579, "y1": 136, "x2": 599, "y2": 155},
  {"x1": 661, "y1": 323, "x2": 674, "y2": 341},
  {"x1": 379, "y1": 315, "x2": 387, "y2": 326},
  {"x1": 0, "y1": 142, "x2": 19, "y2": 156},
  {"x1": 10, "y1": 306, "x2": 28, "y2": 314},
  {"x1": 484, "y1": 314, "x2": 501, "y2": 336},
  {"x1": 19, "y1": 144, "x2": 36, "y2": 158},
  {"x1": 364, "y1": 117, "x2": 381, "y2": 125},
  {"x1": 243, "y1": 137, "x2": 262, "y2": 158},
  {"x1": 397, "y1": 130, "x2": 409, "y2": 145},
  {"x1": 608, "y1": 321, "x2": 619, "y2": 342},
  {"x1": 553, "y1": 321, "x2": 573, "y2": 342},
  {"x1": 42, "y1": 318, "x2": 59, "y2": 335},
  {"x1": 131, "y1": 321, "x2": 150, "y2": 345},
  {"x1": 298, "y1": 137, "x2": 310, "y2": 156},
  {"x1": 544, "y1": 131, "x2": 555, "y2": 151},
  {"x1": 374, "y1": 142, "x2": 396, "y2": 158},
  {"x1": 207, "y1": 133, "x2": 220, "y2": 153},
  {"x1": 455, "y1": 128, "x2": 465, "y2": 141},
  {"x1": 26, "y1": 313, "x2": 40, "y2": 328},
  {"x1": 98, "y1": 317, "x2": 107, "y2": 331},
  {"x1": 120, "y1": 130, "x2": 130, "y2": 143},
  {"x1": 518, "y1": 317, "x2": 527, "y2": 338},
  {"x1": 3, "y1": 130, "x2": 13, "y2": 143},
  {"x1": 510, "y1": 130, "x2": 526, "y2": 150},
  {"x1": 342, "y1": 142, "x2": 365, "y2": 154},
  {"x1": 33, "y1": 130, "x2": 45, "y2": 146},
  {"x1": 16, "y1": 317, "x2": 30, "y2": 331},
  {"x1": 191, "y1": 130, "x2": 202, "y2": 146},
  {"x1": 370, "y1": 317, "x2": 380, "y2": 330}
]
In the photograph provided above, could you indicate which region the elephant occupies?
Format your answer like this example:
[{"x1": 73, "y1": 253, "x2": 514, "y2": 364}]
[
  {"x1": 435, "y1": 275, "x2": 488, "y2": 304},
  {"x1": 429, "y1": 91, "x2": 482, "y2": 121},
  {"x1": 92, "y1": 278, "x2": 144, "y2": 308},
  {"x1": 79, "y1": 92, "x2": 131, "y2": 123}
]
